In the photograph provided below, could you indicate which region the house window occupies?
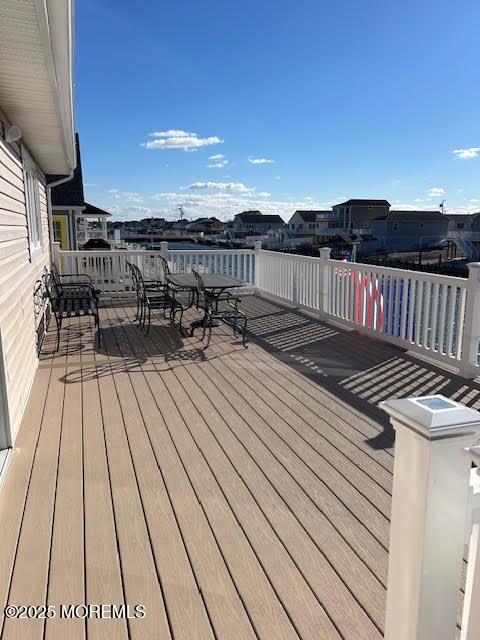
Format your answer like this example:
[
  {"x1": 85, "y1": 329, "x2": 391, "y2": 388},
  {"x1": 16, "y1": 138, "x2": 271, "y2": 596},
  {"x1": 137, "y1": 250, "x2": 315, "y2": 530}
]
[
  {"x1": 24, "y1": 161, "x2": 43, "y2": 257},
  {"x1": 393, "y1": 223, "x2": 398, "y2": 231},
  {"x1": 457, "y1": 222, "x2": 464, "y2": 229}
]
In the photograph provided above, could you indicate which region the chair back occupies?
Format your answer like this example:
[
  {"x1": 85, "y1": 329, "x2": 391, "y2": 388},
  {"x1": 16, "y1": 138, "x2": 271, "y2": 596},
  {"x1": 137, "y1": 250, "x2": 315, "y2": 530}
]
[
  {"x1": 131, "y1": 264, "x2": 146, "y2": 299},
  {"x1": 50, "y1": 262, "x2": 65, "y2": 295},
  {"x1": 192, "y1": 269, "x2": 208, "y2": 307},
  {"x1": 43, "y1": 272, "x2": 61, "y2": 309},
  {"x1": 126, "y1": 260, "x2": 138, "y2": 291},
  {"x1": 159, "y1": 256, "x2": 171, "y2": 281}
]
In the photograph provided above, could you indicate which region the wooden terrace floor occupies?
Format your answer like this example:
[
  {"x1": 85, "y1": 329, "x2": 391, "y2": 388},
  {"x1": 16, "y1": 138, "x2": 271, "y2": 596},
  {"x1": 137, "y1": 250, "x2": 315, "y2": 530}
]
[{"x1": 0, "y1": 294, "x2": 474, "y2": 640}]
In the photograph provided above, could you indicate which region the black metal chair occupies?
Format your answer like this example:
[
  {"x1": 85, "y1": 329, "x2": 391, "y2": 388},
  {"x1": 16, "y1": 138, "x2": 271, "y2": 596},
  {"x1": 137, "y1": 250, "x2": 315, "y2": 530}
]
[
  {"x1": 50, "y1": 263, "x2": 100, "y2": 300},
  {"x1": 43, "y1": 272, "x2": 101, "y2": 351},
  {"x1": 131, "y1": 264, "x2": 183, "y2": 335},
  {"x1": 191, "y1": 269, "x2": 248, "y2": 348}
]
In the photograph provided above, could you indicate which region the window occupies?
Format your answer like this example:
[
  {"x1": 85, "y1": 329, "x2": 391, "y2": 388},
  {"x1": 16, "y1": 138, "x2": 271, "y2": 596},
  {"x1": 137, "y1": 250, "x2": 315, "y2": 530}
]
[
  {"x1": 24, "y1": 159, "x2": 43, "y2": 257},
  {"x1": 457, "y1": 222, "x2": 464, "y2": 229},
  {"x1": 393, "y1": 223, "x2": 398, "y2": 231}
]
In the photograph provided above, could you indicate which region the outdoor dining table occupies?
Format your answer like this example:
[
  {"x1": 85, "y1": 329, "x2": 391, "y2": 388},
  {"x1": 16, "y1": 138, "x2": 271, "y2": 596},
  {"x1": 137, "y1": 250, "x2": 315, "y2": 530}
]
[{"x1": 166, "y1": 273, "x2": 245, "y2": 330}]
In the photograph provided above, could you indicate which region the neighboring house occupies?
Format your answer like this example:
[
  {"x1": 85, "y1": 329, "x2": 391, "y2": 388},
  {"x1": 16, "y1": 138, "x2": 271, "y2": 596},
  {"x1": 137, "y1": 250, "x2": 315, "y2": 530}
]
[
  {"x1": 76, "y1": 202, "x2": 111, "y2": 247},
  {"x1": 0, "y1": 1, "x2": 75, "y2": 455},
  {"x1": 447, "y1": 213, "x2": 478, "y2": 232},
  {"x1": 446, "y1": 212, "x2": 480, "y2": 259},
  {"x1": 48, "y1": 134, "x2": 85, "y2": 250},
  {"x1": 367, "y1": 210, "x2": 448, "y2": 253},
  {"x1": 332, "y1": 199, "x2": 391, "y2": 229},
  {"x1": 288, "y1": 210, "x2": 335, "y2": 243},
  {"x1": 232, "y1": 211, "x2": 285, "y2": 236},
  {"x1": 186, "y1": 217, "x2": 225, "y2": 234}
]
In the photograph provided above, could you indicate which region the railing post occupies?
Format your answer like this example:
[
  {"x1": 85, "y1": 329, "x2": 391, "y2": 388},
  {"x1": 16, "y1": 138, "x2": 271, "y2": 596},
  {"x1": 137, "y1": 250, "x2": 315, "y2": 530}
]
[
  {"x1": 254, "y1": 240, "x2": 262, "y2": 288},
  {"x1": 460, "y1": 262, "x2": 480, "y2": 378},
  {"x1": 160, "y1": 241, "x2": 169, "y2": 260},
  {"x1": 380, "y1": 395, "x2": 480, "y2": 640},
  {"x1": 318, "y1": 247, "x2": 331, "y2": 317}
]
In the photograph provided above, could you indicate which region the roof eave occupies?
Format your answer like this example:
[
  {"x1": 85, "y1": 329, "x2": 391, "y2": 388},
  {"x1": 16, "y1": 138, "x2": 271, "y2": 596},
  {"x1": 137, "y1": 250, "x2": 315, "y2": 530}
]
[{"x1": 33, "y1": 0, "x2": 76, "y2": 172}]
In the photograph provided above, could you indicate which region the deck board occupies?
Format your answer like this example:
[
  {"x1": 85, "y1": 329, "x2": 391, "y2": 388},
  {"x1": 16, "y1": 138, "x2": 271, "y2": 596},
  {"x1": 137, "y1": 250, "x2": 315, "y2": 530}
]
[{"x1": 1, "y1": 293, "x2": 475, "y2": 639}]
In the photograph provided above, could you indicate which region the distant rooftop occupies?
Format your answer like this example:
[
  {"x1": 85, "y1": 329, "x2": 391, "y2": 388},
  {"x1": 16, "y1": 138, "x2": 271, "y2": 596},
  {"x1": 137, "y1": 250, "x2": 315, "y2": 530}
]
[
  {"x1": 374, "y1": 210, "x2": 446, "y2": 222},
  {"x1": 293, "y1": 210, "x2": 331, "y2": 222},
  {"x1": 235, "y1": 211, "x2": 284, "y2": 224},
  {"x1": 83, "y1": 202, "x2": 111, "y2": 218},
  {"x1": 335, "y1": 199, "x2": 391, "y2": 207}
]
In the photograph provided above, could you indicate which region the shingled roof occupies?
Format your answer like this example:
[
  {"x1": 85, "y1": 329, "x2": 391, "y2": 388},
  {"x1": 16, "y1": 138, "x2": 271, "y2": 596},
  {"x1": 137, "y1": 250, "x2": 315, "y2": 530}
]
[
  {"x1": 83, "y1": 202, "x2": 111, "y2": 217},
  {"x1": 293, "y1": 210, "x2": 331, "y2": 222},
  {"x1": 235, "y1": 211, "x2": 284, "y2": 224},
  {"x1": 386, "y1": 210, "x2": 447, "y2": 222},
  {"x1": 47, "y1": 133, "x2": 85, "y2": 207},
  {"x1": 335, "y1": 199, "x2": 390, "y2": 207}
]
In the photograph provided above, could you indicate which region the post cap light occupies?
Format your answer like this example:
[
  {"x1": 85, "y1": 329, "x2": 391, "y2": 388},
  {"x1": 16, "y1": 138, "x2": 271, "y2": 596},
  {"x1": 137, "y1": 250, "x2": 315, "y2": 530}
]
[{"x1": 380, "y1": 394, "x2": 480, "y2": 440}]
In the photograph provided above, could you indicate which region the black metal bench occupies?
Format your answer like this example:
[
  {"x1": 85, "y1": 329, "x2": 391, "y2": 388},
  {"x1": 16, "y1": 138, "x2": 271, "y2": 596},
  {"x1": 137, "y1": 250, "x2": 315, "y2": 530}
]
[{"x1": 43, "y1": 272, "x2": 101, "y2": 351}]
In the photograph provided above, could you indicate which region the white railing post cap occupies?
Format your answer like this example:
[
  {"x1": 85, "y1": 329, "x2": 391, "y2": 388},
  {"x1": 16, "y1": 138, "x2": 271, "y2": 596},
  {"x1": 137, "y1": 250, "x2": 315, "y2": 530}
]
[
  {"x1": 319, "y1": 247, "x2": 331, "y2": 259},
  {"x1": 380, "y1": 394, "x2": 480, "y2": 441},
  {"x1": 254, "y1": 240, "x2": 262, "y2": 251}
]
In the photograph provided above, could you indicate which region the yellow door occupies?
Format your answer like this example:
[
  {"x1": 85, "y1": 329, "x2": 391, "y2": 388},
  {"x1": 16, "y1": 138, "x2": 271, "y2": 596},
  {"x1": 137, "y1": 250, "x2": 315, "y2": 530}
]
[{"x1": 52, "y1": 215, "x2": 70, "y2": 250}]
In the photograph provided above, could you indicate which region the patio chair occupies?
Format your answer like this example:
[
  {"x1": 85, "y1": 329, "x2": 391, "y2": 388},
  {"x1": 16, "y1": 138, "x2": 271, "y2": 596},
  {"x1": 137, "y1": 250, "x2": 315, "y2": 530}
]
[
  {"x1": 50, "y1": 263, "x2": 100, "y2": 300},
  {"x1": 191, "y1": 269, "x2": 248, "y2": 348},
  {"x1": 158, "y1": 255, "x2": 196, "y2": 326},
  {"x1": 133, "y1": 265, "x2": 183, "y2": 335},
  {"x1": 43, "y1": 271, "x2": 101, "y2": 351}
]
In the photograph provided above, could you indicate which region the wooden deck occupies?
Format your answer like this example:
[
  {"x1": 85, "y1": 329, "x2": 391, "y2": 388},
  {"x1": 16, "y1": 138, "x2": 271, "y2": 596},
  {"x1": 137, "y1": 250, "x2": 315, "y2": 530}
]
[{"x1": 0, "y1": 294, "x2": 474, "y2": 640}]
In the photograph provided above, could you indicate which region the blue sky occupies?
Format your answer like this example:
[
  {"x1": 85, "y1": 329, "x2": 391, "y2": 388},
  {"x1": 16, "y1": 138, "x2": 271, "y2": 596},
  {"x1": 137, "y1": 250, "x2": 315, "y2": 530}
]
[{"x1": 76, "y1": 0, "x2": 480, "y2": 221}]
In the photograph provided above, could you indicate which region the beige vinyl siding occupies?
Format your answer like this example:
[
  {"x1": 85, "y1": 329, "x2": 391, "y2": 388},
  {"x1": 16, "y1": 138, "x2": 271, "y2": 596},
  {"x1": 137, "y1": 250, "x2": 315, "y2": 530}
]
[{"x1": 0, "y1": 129, "x2": 50, "y2": 441}]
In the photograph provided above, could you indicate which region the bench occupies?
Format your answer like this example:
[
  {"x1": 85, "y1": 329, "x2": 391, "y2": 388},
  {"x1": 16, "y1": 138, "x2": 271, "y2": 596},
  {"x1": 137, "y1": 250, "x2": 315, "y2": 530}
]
[{"x1": 43, "y1": 271, "x2": 101, "y2": 351}]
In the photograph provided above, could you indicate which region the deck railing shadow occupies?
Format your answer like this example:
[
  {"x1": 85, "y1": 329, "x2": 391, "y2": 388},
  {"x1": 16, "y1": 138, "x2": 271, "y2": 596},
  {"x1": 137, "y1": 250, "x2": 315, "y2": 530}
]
[{"x1": 242, "y1": 295, "x2": 480, "y2": 451}]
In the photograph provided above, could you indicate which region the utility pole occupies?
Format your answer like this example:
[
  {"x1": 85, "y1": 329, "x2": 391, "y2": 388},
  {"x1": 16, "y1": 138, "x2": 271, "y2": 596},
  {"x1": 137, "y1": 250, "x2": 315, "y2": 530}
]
[
  {"x1": 439, "y1": 200, "x2": 446, "y2": 215},
  {"x1": 177, "y1": 204, "x2": 185, "y2": 220}
]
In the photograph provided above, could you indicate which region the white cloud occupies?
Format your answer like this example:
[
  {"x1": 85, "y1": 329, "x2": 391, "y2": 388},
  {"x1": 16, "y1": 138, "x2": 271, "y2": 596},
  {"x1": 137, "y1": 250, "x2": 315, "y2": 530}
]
[
  {"x1": 207, "y1": 159, "x2": 229, "y2": 168},
  {"x1": 208, "y1": 154, "x2": 224, "y2": 160},
  {"x1": 275, "y1": 176, "x2": 281, "y2": 180},
  {"x1": 258, "y1": 192, "x2": 271, "y2": 197},
  {"x1": 453, "y1": 147, "x2": 480, "y2": 159},
  {"x1": 142, "y1": 129, "x2": 223, "y2": 151},
  {"x1": 187, "y1": 181, "x2": 255, "y2": 193},
  {"x1": 108, "y1": 189, "x2": 143, "y2": 203},
  {"x1": 248, "y1": 157, "x2": 275, "y2": 164},
  {"x1": 428, "y1": 187, "x2": 445, "y2": 197}
]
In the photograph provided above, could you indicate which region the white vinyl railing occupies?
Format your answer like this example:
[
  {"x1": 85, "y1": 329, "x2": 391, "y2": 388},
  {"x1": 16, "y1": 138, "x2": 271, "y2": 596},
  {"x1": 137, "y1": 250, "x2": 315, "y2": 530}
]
[
  {"x1": 54, "y1": 244, "x2": 256, "y2": 298},
  {"x1": 324, "y1": 259, "x2": 468, "y2": 363},
  {"x1": 53, "y1": 243, "x2": 480, "y2": 377},
  {"x1": 256, "y1": 248, "x2": 477, "y2": 375}
]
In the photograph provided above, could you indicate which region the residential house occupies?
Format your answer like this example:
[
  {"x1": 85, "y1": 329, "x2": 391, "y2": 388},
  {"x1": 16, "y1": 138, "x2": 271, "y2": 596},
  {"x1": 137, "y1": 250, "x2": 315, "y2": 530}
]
[
  {"x1": 231, "y1": 211, "x2": 285, "y2": 236},
  {"x1": 367, "y1": 210, "x2": 448, "y2": 253},
  {"x1": 446, "y1": 212, "x2": 480, "y2": 259},
  {"x1": 48, "y1": 134, "x2": 85, "y2": 250},
  {"x1": 332, "y1": 199, "x2": 391, "y2": 229},
  {"x1": 186, "y1": 217, "x2": 225, "y2": 234},
  {"x1": 0, "y1": 0, "x2": 75, "y2": 461},
  {"x1": 288, "y1": 210, "x2": 336, "y2": 243},
  {"x1": 76, "y1": 202, "x2": 112, "y2": 247}
]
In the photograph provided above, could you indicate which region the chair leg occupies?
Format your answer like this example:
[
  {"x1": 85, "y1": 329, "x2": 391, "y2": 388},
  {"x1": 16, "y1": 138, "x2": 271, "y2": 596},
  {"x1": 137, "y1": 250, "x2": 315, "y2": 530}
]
[
  {"x1": 145, "y1": 305, "x2": 151, "y2": 335},
  {"x1": 205, "y1": 321, "x2": 213, "y2": 349},
  {"x1": 54, "y1": 315, "x2": 61, "y2": 353},
  {"x1": 96, "y1": 315, "x2": 102, "y2": 348}
]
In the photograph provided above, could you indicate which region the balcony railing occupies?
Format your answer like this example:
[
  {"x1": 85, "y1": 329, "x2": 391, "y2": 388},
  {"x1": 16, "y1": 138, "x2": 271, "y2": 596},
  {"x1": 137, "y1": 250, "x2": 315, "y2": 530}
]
[{"x1": 52, "y1": 242, "x2": 480, "y2": 378}]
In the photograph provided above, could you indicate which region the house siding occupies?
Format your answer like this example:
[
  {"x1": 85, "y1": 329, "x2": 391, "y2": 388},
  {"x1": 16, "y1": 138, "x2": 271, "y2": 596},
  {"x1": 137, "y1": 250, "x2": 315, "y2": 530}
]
[{"x1": 0, "y1": 124, "x2": 50, "y2": 441}]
